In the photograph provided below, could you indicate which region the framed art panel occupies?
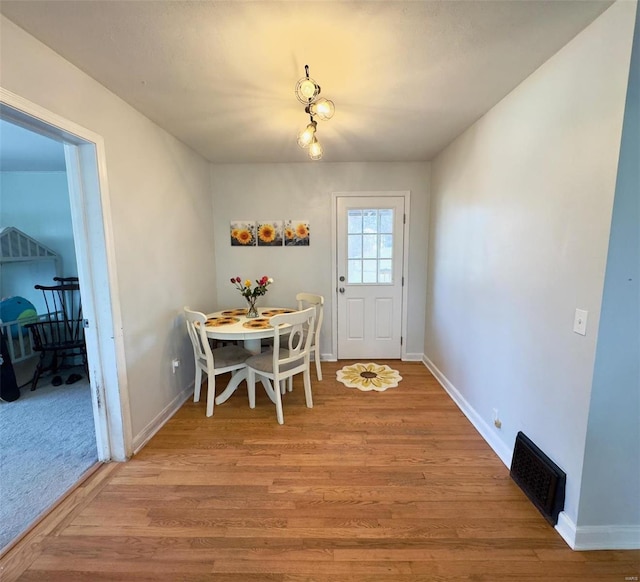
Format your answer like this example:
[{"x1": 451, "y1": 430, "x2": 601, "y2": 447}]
[
  {"x1": 230, "y1": 220, "x2": 256, "y2": 246},
  {"x1": 257, "y1": 220, "x2": 283, "y2": 246},
  {"x1": 284, "y1": 220, "x2": 310, "y2": 246}
]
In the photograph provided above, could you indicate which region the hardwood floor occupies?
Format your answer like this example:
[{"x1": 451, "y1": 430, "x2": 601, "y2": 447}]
[{"x1": 2, "y1": 361, "x2": 638, "y2": 581}]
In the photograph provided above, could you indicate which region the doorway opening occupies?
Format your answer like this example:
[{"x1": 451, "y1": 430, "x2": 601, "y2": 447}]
[{"x1": 0, "y1": 89, "x2": 130, "y2": 552}]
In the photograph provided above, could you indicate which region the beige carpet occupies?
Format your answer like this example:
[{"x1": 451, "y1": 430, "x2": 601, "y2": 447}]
[{"x1": 0, "y1": 365, "x2": 96, "y2": 552}]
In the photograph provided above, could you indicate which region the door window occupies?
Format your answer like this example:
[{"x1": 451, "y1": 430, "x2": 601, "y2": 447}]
[{"x1": 347, "y1": 209, "x2": 394, "y2": 284}]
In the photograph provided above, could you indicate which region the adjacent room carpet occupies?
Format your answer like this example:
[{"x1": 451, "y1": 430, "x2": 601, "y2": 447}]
[
  {"x1": 0, "y1": 369, "x2": 97, "y2": 551},
  {"x1": 336, "y1": 362, "x2": 403, "y2": 392}
]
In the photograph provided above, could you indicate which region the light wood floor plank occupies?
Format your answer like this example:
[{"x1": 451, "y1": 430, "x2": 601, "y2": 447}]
[{"x1": 2, "y1": 361, "x2": 638, "y2": 581}]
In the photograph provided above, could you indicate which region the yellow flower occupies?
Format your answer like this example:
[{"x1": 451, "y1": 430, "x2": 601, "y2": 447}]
[
  {"x1": 258, "y1": 224, "x2": 276, "y2": 243},
  {"x1": 336, "y1": 363, "x2": 402, "y2": 392},
  {"x1": 236, "y1": 229, "x2": 253, "y2": 245},
  {"x1": 285, "y1": 227, "x2": 294, "y2": 240},
  {"x1": 231, "y1": 228, "x2": 239, "y2": 239},
  {"x1": 244, "y1": 279, "x2": 251, "y2": 287},
  {"x1": 295, "y1": 223, "x2": 309, "y2": 238}
]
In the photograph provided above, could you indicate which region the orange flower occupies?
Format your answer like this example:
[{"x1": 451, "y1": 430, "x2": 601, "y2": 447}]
[
  {"x1": 284, "y1": 227, "x2": 294, "y2": 240},
  {"x1": 236, "y1": 229, "x2": 253, "y2": 245},
  {"x1": 295, "y1": 223, "x2": 309, "y2": 238},
  {"x1": 258, "y1": 224, "x2": 276, "y2": 243},
  {"x1": 231, "y1": 228, "x2": 239, "y2": 239}
]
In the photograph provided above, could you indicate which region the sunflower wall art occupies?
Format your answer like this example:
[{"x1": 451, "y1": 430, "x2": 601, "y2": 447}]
[
  {"x1": 230, "y1": 220, "x2": 310, "y2": 247},
  {"x1": 284, "y1": 220, "x2": 310, "y2": 246},
  {"x1": 257, "y1": 221, "x2": 283, "y2": 247},
  {"x1": 230, "y1": 221, "x2": 256, "y2": 246}
]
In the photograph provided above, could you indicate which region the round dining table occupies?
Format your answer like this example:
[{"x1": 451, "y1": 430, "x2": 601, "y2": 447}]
[{"x1": 203, "y1": 306, "x2": 296, "y2": 405}]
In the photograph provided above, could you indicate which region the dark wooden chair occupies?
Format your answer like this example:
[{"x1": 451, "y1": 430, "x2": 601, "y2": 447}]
[{"x1": 24, "y1": 278, "x2": 88, "y2": 390}]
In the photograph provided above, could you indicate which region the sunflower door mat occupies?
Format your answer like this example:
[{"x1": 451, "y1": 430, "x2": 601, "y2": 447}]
[{"x1": 336, "y1": 363, "x2": 402, "y2": 392}]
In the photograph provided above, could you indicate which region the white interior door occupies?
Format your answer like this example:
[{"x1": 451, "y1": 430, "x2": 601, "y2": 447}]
[{"x1": 336, "y1": 196, "x2": 404, "y2": 359}]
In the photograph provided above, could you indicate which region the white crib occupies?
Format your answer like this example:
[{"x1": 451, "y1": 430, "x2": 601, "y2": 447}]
[{"x1": 0, "y1": 316, "x2": 37, "y2": 364}]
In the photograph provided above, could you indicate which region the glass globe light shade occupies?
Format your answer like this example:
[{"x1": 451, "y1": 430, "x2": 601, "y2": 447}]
[
  {"x1": 295, "y1": 77, "x2": 320, "y2": 104},
  {"x1": 309, "y1": 138, "x2": 323, "y2": 160},
  {"x1": 297, "y1": 122, "x2": 317, "y2": 149},
  {"x1": 309, "y1": 98, "x2": 335, "y2": 120}
]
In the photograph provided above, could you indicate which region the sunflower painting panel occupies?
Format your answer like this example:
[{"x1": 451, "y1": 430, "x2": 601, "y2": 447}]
[
  {"x1": 257, "y1": 220, "x2": 283, "y2": 247},
  {"x1": 284, "y1": 219, "x2": 310, "y2": 247},
  {"x1": 230, "y1": 221, "x2": 256, "y2": 246}
]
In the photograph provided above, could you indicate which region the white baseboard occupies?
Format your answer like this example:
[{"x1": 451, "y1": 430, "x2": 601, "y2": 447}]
[
  {"x1": 556, "y1": 512, "x2": 640, "y2": 550},
  {"x1": 402, "y1": 352, "x2": 423, "y2": 362},
  {"x1": 132, "y1": 382, "x2": 193, "y2": 455},
  {"x1": 574, "y1": 525, "x2": 640, "y2": 550},
  {"x1": 422, "y1": 355, "x2": 512, "y2": 468},
  {"x1": 556, "y1": 512, "x2": 578, "y2": 549}
]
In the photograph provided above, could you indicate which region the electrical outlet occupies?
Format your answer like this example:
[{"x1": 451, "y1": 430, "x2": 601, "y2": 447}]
[
  {"x1": 493, "y1": 408, "x2": 502, "y2": 429},
  {"x1": 171, "y1": 358, "x2": 180, "y2": 374}
]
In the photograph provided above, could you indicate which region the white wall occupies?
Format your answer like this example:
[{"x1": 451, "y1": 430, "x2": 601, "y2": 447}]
[
  {"x1": 211, "y1": 162, "x2": 430, "y2": 359},
  {"x1": 424, "y1": 0, "x2": 635, "y2": 535},
  {"x1": 0, "y1": 171, "x2": 76, "y2": 311},
  {"x1": 577, "y1": 4, "x2": 640, "y2": 542},
  {"x1": 0, "y1": 16, "x2": 215, "y2": 442}
]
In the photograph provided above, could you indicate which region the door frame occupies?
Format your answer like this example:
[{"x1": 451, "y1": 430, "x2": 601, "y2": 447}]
[
  {"x1": 0, "y1": 87, "x2": 131, "y2": 461},
  {"x1": 331, "y1": 191, "x2": 411, "y2": 361}
]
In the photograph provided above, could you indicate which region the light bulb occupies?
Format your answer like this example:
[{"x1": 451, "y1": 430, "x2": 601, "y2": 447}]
[
  {"x1": 309, "y1": 138, "x2": 323, "y2": 160},
  {"x1": 297, "y1": 122, "x2": 317, "y2": 149},
  {"x1": 309, "y1": 98, "x2": 335, "y2": 120},
  {"x1": 295, "y1": 77, "x2": 320, "y2": 104},
  {"x1": 299, "y1": 79, "x2": 316, "y2": 98}
]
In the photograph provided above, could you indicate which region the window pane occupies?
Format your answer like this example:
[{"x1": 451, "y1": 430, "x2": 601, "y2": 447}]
[
  {"x1": 379, "y1": 259, "x2": 392, "y2": 283},
  {"x1": 363, "y1": 210, "x2": 378, "y2": 233},
  {"x1": 379, "y1": 209, "x2": 393, "y2": 233},
  {"x1": 348, "y1": 234, "x2": 362, "y2": 259},
  {"x1": 379, "y1": 234, "x2": 393, "y2": 258},
  {"x1": 362, "y1": 234, "x2": 377, "y2": 259},
  {"x1": 348, "y1": 210, "x2": 362, "y2": 234},
  {"x1": 362, "y1": 260, "x2": 377, "y2": 283},
  {"x1": 348, "y1": 260, "x2": 362, "y2": 284}
]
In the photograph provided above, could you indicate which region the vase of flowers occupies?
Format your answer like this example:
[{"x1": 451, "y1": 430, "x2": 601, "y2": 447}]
[{"x1": 230, "y1": 276, "x2": 273, "y2": 318}]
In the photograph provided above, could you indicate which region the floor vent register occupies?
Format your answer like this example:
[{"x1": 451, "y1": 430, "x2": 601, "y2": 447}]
[{"x1": 510, "y1": 431, "x2": 566, "y2": 525}]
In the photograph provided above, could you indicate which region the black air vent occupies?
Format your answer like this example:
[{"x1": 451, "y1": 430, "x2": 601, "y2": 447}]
[{"x1": 510, "y1": 431, "x2": 566, "y2": 525}]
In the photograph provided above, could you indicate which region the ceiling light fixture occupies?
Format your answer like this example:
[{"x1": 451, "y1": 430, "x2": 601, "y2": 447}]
[{"x1": 295, "y1": 65, "x2": 334, "y2": 160}]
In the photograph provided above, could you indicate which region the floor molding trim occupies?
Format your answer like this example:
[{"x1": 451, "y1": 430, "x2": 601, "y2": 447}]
[
  {"x1": 132, "y1": 383, "x2": 193, "y2": 455},
  {"x1": 556, "y1": 512, "x2": 577, "y2": 549},
  {"x1": 554, "y1": 513, "x2": 640, "y2": 551},
  {"x1": 422, "y1": 355, "x2": 513, "y2": 468}
]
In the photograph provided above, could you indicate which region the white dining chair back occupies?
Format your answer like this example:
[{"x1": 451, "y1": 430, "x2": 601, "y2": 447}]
[
  {"x1": 245, "y1": 307, "x2": 316, "y2": 425},
  {"x1": 296, "y1": 292, "x2": 324, "y2": 381},
  {"x1": 184, "y1": 307, "x2": 251, "y2": 417}
]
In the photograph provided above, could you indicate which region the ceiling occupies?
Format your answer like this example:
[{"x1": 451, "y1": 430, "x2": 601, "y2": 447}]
[{"x1": 0, "y1": 0, "x2": 613, "y2": 165}]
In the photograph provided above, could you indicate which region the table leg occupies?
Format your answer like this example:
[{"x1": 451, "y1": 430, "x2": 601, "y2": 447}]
[
  {"x1": 214, "y1": 337, "x2": 274, "y2": 406},
  {"x1": 215, "y1": 368, "x2": 247, "y2": 405},
  {"x1": 214, "y1": 369, "x2": 274, "y2": 405},
  {"x1": 261, "y1": 378, "x2": 276, "y2": 403},
  {"x1": 244, "y1": 338, "x2": 262, "y2": 355}
]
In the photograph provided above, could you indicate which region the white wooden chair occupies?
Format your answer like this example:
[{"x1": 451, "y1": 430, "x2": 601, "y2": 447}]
[
  {"x1": 183, "y1": 307, "x2": 251, "y2": 417},
  {"x1": 245, "y1": 307, "x2": 316, "y2": 425},
  {"x1": 296, "y1": 292, "x2": 324, "y2": 381}
]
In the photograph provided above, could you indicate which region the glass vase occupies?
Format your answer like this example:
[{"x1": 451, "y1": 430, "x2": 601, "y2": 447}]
[{"x1": 245, "y1": 296, "x2": 259, "y2": 318}]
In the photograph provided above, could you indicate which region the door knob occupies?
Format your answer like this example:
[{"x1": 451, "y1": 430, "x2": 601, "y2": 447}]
[
  {"x1": 339, "y1": 276, "x2": 345, "y2": 282},
  {"x1": 339, "y1": 287, "x2": 345, "y2": 293}
]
